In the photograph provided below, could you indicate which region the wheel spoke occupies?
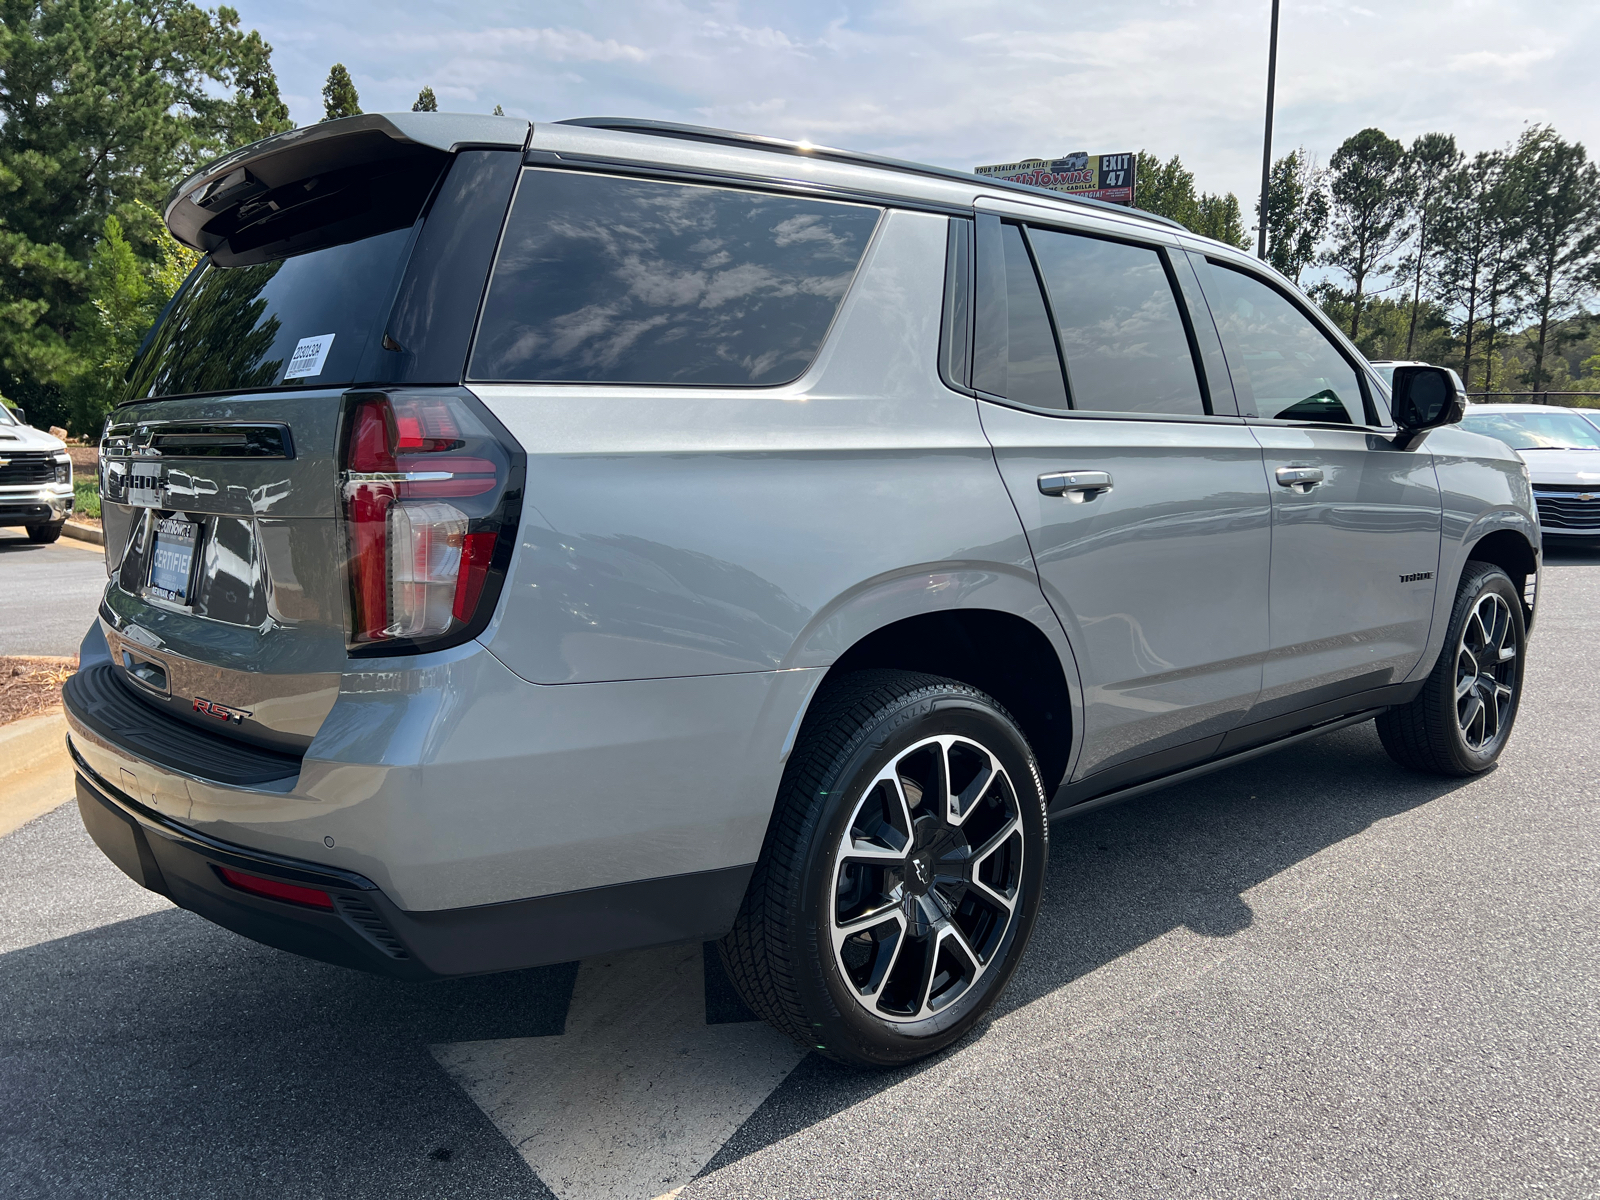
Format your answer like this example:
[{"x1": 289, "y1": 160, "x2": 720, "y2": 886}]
[
  {"x1": 833, "y1": 904, "x2": 903, "y2": 943},
  {"x1": 1455, "y1": 671, "x2": 1476, "y2": 700},
  {"x1": 966, "y1": 819, "x2": 1017, "y2": 876},
  {"x1": 1459, "y1": 693, "x2": 1484, "y2": 739},
  {"x1": 1498, "y1": 643, "x2": 1517, "y2": 663},
  {"x1": 944, "y1": 739, "x2": 996, "y2": 826}
]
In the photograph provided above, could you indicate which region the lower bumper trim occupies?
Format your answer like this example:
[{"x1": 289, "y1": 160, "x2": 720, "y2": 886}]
[{"x1": 73, "y1": 763, "x2": 755, "y2": 980}]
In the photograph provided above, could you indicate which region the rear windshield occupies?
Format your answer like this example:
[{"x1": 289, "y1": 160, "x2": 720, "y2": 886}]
[
  {"x1": 125, "y1": 228, "x2": 412, "y2": 400},
  {"x1": 469, "y1": 170, "x2": 881, "y2": 387}
]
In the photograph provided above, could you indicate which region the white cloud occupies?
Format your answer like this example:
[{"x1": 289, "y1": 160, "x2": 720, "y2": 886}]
[{"x1": 236, "y1": 0, "x2": 1600, "y2": 212}]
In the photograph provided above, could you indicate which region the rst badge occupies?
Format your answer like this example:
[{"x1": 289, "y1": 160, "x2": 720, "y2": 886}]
[{"x1": 193, "y1": 697, "x2": 252, "y2": 724}]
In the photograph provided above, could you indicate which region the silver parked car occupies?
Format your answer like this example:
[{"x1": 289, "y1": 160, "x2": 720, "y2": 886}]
[{"x1": 64, "y1": 113, "x2": 1540, "y2": 1066}]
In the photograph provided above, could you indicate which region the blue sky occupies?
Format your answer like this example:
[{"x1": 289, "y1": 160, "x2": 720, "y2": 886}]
[{"x1": 231, "y1": 0, "x2": 1600, "y2": 210}]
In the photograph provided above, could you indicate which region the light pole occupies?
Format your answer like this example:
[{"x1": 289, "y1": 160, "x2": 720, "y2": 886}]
[{"x1": 1256, "y1": 0, "x2": 1281, "y2": 259}]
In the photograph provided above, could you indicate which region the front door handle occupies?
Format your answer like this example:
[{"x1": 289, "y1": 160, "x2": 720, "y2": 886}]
[
  {"x1": 1275, "y1": 466, "x2": 1324, "y2": 494},
  {"x1": 1038, "y1": 470, "x2": 1113, "y2": 501}
]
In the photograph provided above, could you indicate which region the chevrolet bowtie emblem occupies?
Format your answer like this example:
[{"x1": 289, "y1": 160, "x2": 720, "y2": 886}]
[{"x1": 0, "y1": 458, "x2": 10, "y2": 469}]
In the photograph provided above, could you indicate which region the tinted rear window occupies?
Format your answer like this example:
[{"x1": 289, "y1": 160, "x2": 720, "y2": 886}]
[
  {"x1": 1028, "y1": 230, "x2": 1205, "y2": 416},
  {"x1": 127, "y1": 229, "x2": 412, "y2": 399},
  {"x1": 469, "y1": 170, "x2": 880, "y2": 386}
]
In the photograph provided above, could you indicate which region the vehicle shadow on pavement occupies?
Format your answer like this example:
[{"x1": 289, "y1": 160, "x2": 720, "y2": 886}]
[
  {"x1": 0, "y1": 814, "x2": 572, "y2": 1198},
  {"x1": 0, "y1": 721, "x2": 1477, "y2": 1198},
  {"x1": 700, "y1": 719, "x2": 1478, "y2": 1178}
]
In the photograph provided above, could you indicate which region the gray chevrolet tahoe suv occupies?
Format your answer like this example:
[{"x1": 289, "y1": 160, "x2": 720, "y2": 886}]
[{"x1": 63, "y1": 113, "x2": 1540, "y2": 1067}]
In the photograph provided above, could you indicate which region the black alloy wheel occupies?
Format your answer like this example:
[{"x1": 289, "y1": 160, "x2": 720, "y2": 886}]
[
  {"x1": 720, "y1": 669, "x2": 1049, "y2": 1067},
  {"x1": 1378, "y1": 561, "x2": 1527, "y2": 775}
]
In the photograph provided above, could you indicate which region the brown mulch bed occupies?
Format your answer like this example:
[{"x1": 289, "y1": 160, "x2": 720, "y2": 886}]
[
  {"x1": 0, "y1": 656, "x2": 76, "y2": 727},
  {"x1": 66, "y1": 446, "x2": 99, "y2": 469}
]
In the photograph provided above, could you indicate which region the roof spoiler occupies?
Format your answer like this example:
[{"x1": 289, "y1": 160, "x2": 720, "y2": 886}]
[{"x1": 164, "y1": 113, "x2": 533, "y2": 252}]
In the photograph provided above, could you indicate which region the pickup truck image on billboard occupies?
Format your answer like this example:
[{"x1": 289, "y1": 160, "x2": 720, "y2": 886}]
[{"x1": 974, "y1": 152, "x2": 1136, "y2": 205}]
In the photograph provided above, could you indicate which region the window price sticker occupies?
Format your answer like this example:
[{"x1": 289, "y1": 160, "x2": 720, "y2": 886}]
[{"x1": 285, "y1": 333, "x2": 335, "y2": 379}]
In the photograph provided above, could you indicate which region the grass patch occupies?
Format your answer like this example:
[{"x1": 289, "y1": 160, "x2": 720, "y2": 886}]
[{"x1": 73, "y1": 475, "x2": 100, "y2": 518}]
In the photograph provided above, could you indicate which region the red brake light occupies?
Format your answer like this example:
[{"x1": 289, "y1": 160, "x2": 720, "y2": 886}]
[
  {"x1": 216, "y1": 865, "x2": 334, "y2": 909},
  {"x1": 341, "y1": 390, "x2": 519, "y2": 650}
]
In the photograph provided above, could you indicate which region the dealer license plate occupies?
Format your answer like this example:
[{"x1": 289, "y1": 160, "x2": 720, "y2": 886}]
[{"x1": 148, "y1": 517, "x2": 198, "y2": 604}]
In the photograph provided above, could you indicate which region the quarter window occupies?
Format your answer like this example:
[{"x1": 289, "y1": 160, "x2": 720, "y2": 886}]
[
  {"x1": 470, "y1": 171, "x2": 880, "y2": 386},
  {"x1": 1203, "y1": 263, "x2": 1367, "y2": 424},
  {"x1": 1028, "y1": 230, "x2": 1206, "y2": 416}
]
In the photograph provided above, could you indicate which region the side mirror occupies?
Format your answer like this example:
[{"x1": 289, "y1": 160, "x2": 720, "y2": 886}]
[
  {"x1": 1390, "y1": 365, "x2": 1466, "y2": 434},
  {"x1": 10, "y1": 406, "x2": 25, "y2": 426}
]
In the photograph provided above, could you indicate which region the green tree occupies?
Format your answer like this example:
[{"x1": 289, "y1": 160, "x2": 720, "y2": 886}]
[
  {"x1": 1259, "y1": 147, "x2": 1329, "y2": 283},
  {"x1": 64, "y1": 206, "x2": 198, "y2": 429},
  {"x1": 412, "y1": 85, "x2": 437, "y2": 112},
  {"x1": 1324, "y1": 128, "x2": 1413, "y2": 342},
  {"x1": 0, "y1": 0, "x2": 291, "y2": 431},
  {"x1": 1133, "y1": 151, "x2": 1247, "y2": 247},
  {"x1": 1397, "y1": 133, "x2": 1463, "y2": 358},
  {"x1": 1135, "y1": 151, "x2": 1199, "y2": 227},
  {"x1": 1508, "y1": 126, "x2": 1600, "y2": 396},
  {"x1": 321, "y1": 62, "x2": 360, "y2": 121},
  {"x1": 1435, "y1": 151, "x2": 1506, "y2": 387},
  {"x1": 1194, "y1": 192, "x2": 1249, "y2": 250},
  {"x1": 492, "y1": 103, "x2": 504, "y2": 116}
]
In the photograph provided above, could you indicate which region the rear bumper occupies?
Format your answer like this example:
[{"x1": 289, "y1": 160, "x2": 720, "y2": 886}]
[{"x1": 71, "y1": 745, "x2": 753, "y2": 980}]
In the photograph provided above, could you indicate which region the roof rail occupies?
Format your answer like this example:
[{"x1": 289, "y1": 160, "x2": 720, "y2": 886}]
[{"x1": 556, "y1": 117, "x2": 1188, "y2": 233}]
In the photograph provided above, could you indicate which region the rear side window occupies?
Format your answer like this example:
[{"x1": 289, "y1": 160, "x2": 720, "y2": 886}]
[
  {"x1": 971, "y1": 218, "x2": 1069, "y2": 409},
  {"x1": 469, "y1": 171, "x2": 880, "y2": 386},
  {"x1": 127, "y1": 229, "x2": 413, "y2": 399},
  {"x1": 1028, "y1": 230, "x2": 1206, "y2": 416},
  {"x1": 1203, "y1": 263, "x2": 1366, "y2": 424}
]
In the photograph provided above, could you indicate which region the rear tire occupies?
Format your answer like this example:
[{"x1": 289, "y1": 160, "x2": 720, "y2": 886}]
[
  {"x1": 719, "y1": 669, "x2": 1049, "y2": 1068},
  {"x1": 25, "y1": 521, "x2": 63, "y2": 544},
  {"x1": 1377, "y1": 562, "x2": 1525, "y2": 776}
]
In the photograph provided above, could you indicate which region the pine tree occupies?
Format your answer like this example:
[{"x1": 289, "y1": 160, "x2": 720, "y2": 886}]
[
  {"x1": 1398, "y1": 133, "x2": 1463, "y2": 357},
  {"x1": 1260, "y1": 149, "x2": 1329, "y2": 283},
  {"x1": 322, "y1": 64, "x2": 361, "y2": 121},
  {"x1": 1324, "y1": 128, "x2": 1413, "y2": 342},
  {"x1": 1510, "y1": 126, "x2": 1600, "y2": 395},
  {"x1": 493, "y1": 104, "x2": 505, "y2": 116},
  {"x1": 413, "y1": 86, "x2": 437, "y2": 113},
  {"x1": 0, "y1": 0, "x2": 293, "y2": 431}
]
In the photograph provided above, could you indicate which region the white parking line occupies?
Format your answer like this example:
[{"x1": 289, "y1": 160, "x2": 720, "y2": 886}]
[{"x1": 432, "y1": 943, "x2": 805, "y2": 1200}]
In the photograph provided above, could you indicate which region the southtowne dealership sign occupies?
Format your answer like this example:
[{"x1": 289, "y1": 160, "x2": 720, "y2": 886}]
[{"x1": 974, "y1": 152, "x2": 1137, "y2": 205}]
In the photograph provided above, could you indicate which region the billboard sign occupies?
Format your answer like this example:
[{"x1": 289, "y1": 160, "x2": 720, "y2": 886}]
[{"x1": 974, "y1": 152, "x2": 1137, "y2": 206}]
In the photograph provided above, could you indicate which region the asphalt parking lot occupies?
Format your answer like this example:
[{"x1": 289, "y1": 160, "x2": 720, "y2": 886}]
[
  {"x1": 2, "y1": 542, "x2": 1596, "y2": 1200},
  {"x1": 0, "y1": 529, "x2": 105, "y2": 657}
]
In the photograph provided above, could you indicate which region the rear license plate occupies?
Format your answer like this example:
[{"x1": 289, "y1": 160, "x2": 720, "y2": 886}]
[{"x1": 148, "y1": 517, "x2": 198, "y2": 604}]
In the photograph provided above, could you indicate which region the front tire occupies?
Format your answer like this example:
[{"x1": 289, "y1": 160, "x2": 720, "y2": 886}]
[
  {"x1": 1377, "y1": 562, "x2": 1526, "y2": 775},
  {"x1": 720, "y1": 669, "x2": 1049, "y2": 1067},
  {"x1": 25, "y1": 521, "x2": 64, "y2": 544}
]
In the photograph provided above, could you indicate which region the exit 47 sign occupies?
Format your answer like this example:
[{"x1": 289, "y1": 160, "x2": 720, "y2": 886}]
[{"x1": 974, "y1": 152, "x2": 1137, "y2": 205}]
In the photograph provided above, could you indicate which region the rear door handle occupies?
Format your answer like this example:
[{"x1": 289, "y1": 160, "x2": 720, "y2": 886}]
[
  {"x1": 1274, "y1": 466, "x2": 1324, "y2": 493},
  {"x1": 1038, "y1": 470, "x2": 1113, "y2": 500}
]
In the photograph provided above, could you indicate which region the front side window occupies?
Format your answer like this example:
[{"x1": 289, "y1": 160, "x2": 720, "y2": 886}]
[
  {"x1": 1028, "y1": 230, "x2": 1205, "y2": 416},
  {"x1": 469, "y1": 171, "x2": 880, "y2": 386},
  {"x1": 1204, "y1": 263, "x2": 1367, "y2": 424}
]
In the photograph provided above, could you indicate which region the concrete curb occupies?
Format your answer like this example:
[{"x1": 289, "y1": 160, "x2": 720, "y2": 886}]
[
  {"x1": 0, "y1": 709, "x2": 74, "y2": 838},
  {"x1": 63, "y1": 520, "x2": 104, "y2": 546}
]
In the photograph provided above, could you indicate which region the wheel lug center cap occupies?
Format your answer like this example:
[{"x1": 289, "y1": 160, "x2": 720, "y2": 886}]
[{"x1": 904, "y1": 850, "x2": 934, "y2": 897}]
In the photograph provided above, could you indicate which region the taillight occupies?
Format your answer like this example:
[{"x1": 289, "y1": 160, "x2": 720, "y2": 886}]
[{"x1": 340, "y1": 389, "x2": 522, "y2": 653}]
